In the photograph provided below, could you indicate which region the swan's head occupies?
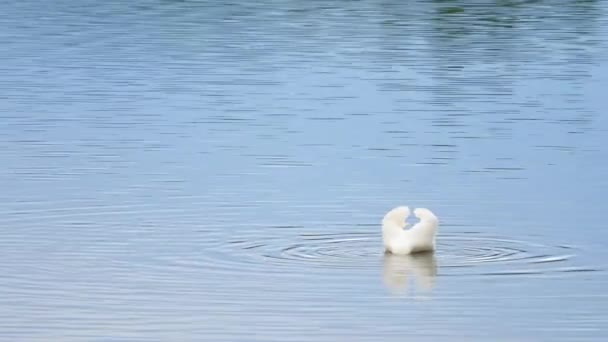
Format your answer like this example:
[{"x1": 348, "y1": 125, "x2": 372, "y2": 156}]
[
  {"x1": 383, "y1": 206, "x2": 410, "y2": 227},
  {"x1": 414, "y1": 208, "x2": 438, "y2": 222}
]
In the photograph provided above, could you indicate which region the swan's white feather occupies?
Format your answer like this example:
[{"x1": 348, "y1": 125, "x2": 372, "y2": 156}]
[{"x1": 382, "y1": 206, "x2": 438, "y2": 255}]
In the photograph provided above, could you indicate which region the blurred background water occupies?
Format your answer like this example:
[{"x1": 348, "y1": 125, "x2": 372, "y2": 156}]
[{"x1": 1, "y1": 0, "x2": 607, "y2": 341}]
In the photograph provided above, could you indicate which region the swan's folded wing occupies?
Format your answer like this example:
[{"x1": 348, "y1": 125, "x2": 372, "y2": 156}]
[{"x1": 406, "y1": 221, "x2": 425, "y2": 233}]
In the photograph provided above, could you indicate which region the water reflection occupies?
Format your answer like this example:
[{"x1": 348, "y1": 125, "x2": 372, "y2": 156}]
[{"x1": 382, "y1": 252, "x2": 438, "y2": 296}]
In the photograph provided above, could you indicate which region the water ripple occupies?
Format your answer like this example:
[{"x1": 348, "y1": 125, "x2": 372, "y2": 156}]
[
  {"x1": 176, "y1": 229, "x2": 597, "y2": 278},
  {"x1": 0, "y1": 201, "x2": 597, "y2": 278}
]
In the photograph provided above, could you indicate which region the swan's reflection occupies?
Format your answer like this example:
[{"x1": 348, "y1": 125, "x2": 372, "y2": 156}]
[{"x1": 383, "y1": 251, "x2": 437, "y2": 296}]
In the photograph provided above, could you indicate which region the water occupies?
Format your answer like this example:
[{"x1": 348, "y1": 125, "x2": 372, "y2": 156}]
[{"x1": 1, "y1": 0, "x2": 607, "y2": 340}]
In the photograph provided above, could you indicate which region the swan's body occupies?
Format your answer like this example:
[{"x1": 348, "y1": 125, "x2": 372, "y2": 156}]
[{"x1": 382, "y1": 206, "x2": 439, "y2": 255}]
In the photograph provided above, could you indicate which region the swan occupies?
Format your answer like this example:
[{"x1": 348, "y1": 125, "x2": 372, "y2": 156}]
[{"x1": 382, "y1": 206, "x2": 439, "y2": 255}]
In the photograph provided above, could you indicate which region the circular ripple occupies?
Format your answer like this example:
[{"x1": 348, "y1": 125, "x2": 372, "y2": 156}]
[
  {"x1": 1, "y1": 200, "x2": 596, "y2": 277},
  {"x1": 214, "y1": 230, "x2": 596, "y2": 276}
]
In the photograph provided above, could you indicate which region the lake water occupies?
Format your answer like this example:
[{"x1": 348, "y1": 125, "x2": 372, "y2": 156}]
[{"x1": 1, "y1": 1, "x2": 608, "y2": 341}]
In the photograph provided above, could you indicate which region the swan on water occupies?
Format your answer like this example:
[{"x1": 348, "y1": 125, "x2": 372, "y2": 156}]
[{"x1": 382, "y1": 206, "x2": 439, "y2": 255}]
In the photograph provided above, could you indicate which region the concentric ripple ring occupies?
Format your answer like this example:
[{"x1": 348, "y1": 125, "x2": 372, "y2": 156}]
[{"x1": 207, "y1": 230, "x2": 595, "y2": 277}]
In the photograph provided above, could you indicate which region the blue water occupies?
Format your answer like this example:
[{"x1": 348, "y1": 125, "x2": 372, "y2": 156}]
[{"x1": 1, "y1": 1, "x2": 607, "y2": 341}]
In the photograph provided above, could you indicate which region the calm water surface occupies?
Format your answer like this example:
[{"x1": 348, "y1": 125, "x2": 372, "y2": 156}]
[{"x1": 1, "y1": 1, "x2": 608, "y2": 341}]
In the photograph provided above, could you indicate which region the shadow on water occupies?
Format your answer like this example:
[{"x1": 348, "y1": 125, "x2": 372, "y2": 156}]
[{"x1": 374, "y1": 0, "x2": 601, "y2": 137}]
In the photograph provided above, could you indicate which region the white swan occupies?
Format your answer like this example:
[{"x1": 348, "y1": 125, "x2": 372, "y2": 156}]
[{"x1": 382, "y1": 206, "x2": 439, "y2": 255}]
